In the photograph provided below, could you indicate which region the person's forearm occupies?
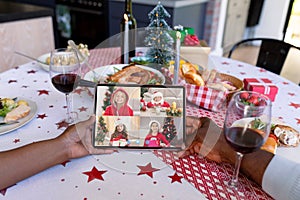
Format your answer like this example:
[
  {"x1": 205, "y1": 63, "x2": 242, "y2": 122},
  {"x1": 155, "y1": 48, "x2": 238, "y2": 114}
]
[
  {"x1": 0, "y1": 138, "x2": 69, "y2": 190},
  {"x1": 240, "y1": 150, "x2": 274, "y2": 185}
]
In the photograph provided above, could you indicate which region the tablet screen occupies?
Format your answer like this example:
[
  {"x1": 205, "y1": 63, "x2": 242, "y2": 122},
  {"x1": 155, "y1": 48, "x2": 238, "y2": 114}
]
[{"x1": 93, "y1": 84, "x2": 186, "y2": 149}]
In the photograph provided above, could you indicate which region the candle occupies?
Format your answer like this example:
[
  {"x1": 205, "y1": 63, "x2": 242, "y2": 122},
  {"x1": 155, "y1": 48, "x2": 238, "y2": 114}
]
[
  {"x1": 173, "y1": 31, "x2": 181, "y2": 85},
  {"x1": 123, "y1": 14, "x2": 129, "y2": 64}
]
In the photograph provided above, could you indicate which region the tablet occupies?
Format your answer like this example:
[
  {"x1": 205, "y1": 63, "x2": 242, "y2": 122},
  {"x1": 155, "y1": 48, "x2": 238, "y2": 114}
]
[{"x1": 92, "y1": 84, "x2": 186, "y2": 150}]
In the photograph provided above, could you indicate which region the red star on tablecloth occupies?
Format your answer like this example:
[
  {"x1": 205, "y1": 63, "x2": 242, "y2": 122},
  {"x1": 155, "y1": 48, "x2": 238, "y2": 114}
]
[
  {"x1": 73, "y1": 88, "x2": 84, "y2": 95},
  {"x1": 288, "y1": 92, "x2": 296, "y2": 96},
  {"x1": 282, "y1": 81, "x2": 289, "y2": 85},
  {"x1": 61, "y1": 160, "x2": 70, "y2": 167},
  {"x1": 137, "y1": 163, "x2": 160, "y2": 178},
  {"x1": 37, "y1": 114, "x2": 47, "y2": 119},
  {"x1": 240, "y1": 72, "x2": 246, "y2": 75},
  {"x1": 8, "y1": 80, "x2": 17, "y2": 84},
  {"x1": 56, "y1": 120, "x2": 69, "y2": 129},
  {"x1": 13, "y1": 139, "x2": 20, "y2": 143},
  {"x1": 78, "y1": 106, "x2": 88, "y2": 112},
  {"x1": 259, "y1": 68, "x2": 267, "y2": 72},
  {"x1": 21, "y1": 85, "x2": 29, "y2": 88},
  {"x1": 27, "y1": 70, "x2": 36, "y2": 74},
  {"x1": 168, "y1": 173, "x2": 183, "y2": 183},
  {"x1": 289, "y1": 102, "x2": 300, "y2": 109},
  {"x1": 37, "y1": 90, "x2": 49, "y2": 96},
  {"x1": 83, "y1": 166, "x2": 107, "y2": 183},
  {"x1": 296, "y1": 118, "x2": 300, "y2": 125},
  {"x1": 221, "y1": 61, "x2": 229, "y2": 65}
]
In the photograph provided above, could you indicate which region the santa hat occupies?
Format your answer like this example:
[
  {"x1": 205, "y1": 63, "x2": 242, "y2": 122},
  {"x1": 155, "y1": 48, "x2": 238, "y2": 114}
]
[
  {"x1": 114, "y1": 118, "x2": 124, "y2": 126},
  {"x1": 148, "y1": 120, "x2": 161, "y2": 129},
  {"x1": 152, "y1": 91, "x2": 163, "y2": 99}
]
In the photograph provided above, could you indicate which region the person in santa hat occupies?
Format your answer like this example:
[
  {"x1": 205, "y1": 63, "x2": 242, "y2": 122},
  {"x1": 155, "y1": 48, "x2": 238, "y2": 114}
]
[
  {"x1": 144, "y1": 120, "x2": 170, "y2": 147},
  {"x1": 103, "y1": 87, "x2": 133, "y2": 116},
  {"x1": 146, "y1": 91, "x2": 170, "y2": 109},
  {"x1": 110, "y1": 118, "x2": 129, "y2": 146}
]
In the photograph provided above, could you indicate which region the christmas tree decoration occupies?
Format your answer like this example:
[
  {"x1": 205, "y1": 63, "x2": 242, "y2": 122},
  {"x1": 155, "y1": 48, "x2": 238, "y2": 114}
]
[
  {"x1": 144, "y1": 1, "x2": 174, "y2": 65},
  {"x1": 162, "y1": 117, "x2": 177, "y2": 142},
  {"x1": 102, "y1": 86, "x2": 115, "y2": 111},
  {"x1": 95, "y1": 116, "x2": 109, "y2": 144}
]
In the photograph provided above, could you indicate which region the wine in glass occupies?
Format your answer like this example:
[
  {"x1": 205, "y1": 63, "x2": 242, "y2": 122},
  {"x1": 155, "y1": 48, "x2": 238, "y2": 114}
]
[
  {"x1": 49, "y1": 48, "x2": 81, "y2": 123},
  {"x1": 223, "y1": 91, "x2": 272, "y2": 189}
]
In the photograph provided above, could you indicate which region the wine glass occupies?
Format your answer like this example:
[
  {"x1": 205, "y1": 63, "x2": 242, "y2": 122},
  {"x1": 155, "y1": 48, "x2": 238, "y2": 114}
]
[
  {"x1": 223, "y1": 91, "x2": 272, "y2": 189},
  {"x1": 49, "y1": 48, "x2": 81, "y2": 123}
]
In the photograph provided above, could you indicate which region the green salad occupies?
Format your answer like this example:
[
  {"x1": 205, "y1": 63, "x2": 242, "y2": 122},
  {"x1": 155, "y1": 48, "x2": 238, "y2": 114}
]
[{"x1": 0, "y1": 98, "x2": 17, "y2": 117}]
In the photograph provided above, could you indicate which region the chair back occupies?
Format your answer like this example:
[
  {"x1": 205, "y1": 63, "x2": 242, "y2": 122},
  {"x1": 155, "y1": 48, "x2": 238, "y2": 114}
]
[{"x1": 228, "y1": 38, "x2": 300, "y2": 76}]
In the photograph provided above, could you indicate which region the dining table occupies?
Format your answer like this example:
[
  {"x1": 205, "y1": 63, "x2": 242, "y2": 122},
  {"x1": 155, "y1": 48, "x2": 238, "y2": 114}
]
[{"x1": 0, "y1": 47, "x2": 299, "y2": 200}]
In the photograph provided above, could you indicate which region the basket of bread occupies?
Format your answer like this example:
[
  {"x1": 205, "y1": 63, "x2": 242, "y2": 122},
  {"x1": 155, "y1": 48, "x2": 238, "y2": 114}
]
[{"x1": 164, "y1": 60, "x2": 243, "y2": 111}]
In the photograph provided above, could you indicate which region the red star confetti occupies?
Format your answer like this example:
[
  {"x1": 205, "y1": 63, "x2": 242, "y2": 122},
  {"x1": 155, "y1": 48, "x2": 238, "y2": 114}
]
[
  {"x1": 61, "y1": 160, "x2": 71, "y2": 167},
  {"x1": 73, "y1": 88, "x2": 84, "y2": 95},
  {"x1": 259, "y1": 68, "x2": 267, "y2": 73},
  {"x1": 288, "y1": 92, "x2": 296, "y2": 96},
  {"x1": 221, "y1": 61, "x2": 229, "y2": 65},
  {"x1": 83, "y1": 166, "x2": 107, "y2": 183},
  {"x1": 21, "y1": 85, "x2": 29, "y2": 88},
  {"x1": 56, "y1": 120, "x2": 69, "y2": 129},
  {"x1": 27, "y1": 70, "x2": 36, "y2": 74},
  {"x1": 37, "y1": 114, "x2": 47, "y2": 119},
  {"x1": 240, "y1": 72, "x2": 246, "y2": 75},
  {"x1": 13, "y1": 139, "x2": 20, "y2": 143},
  {"x1": 78, "y1": 106, "x2": 88, "y2": 112},
  {"x1": 289, "y1": 102, "x2": 300, "y2": 109},
  {"x1": 282, "y1": 81, "x2": 289, "y2": 85},
  {"x1": 168, "y1": 173, "x2": 183, "y2": 183},
  {"x1": 137, "y1": 163, "x2": 160, "y2": 178},
  {"x1": 8, "y1": 80, "x2": 17, "y2": 84},
  {"x1": 37, "y1": 90, "x2": 49, "y2": 96},
  {"x1": 296, "y1": 118, "x2": 300, "y2": 125}
]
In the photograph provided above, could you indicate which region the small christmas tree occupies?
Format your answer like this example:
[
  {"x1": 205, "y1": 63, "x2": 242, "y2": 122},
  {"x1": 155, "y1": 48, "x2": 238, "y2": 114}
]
[
  {"x1": 95, "y1": 116, "x2": 109, "y2": 144},
  {"x1": 144, "y1": 1, "x2": 174, "y2": 65},
  {"x1": 102, "y1": 86, "x2": 115, "y2": 111},
  {"x1": 162, "y1": 117, "x2": 177, "y2": 142}
]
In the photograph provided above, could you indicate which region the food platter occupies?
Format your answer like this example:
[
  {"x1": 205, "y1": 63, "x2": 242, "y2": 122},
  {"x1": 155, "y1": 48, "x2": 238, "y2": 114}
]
[
  {"x1": 37, "y1": 53, "x2": 87, "y2": 72},
  {"x1": 0, "y1": 98, "x2": 37, "y2": 135},
  {"x1": 84, "y1": 64, "x2": 165, "y2": 84}
]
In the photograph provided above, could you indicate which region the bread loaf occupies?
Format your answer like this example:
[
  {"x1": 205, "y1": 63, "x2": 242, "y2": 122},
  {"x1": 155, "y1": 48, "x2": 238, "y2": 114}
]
[{"x1": 4, "y1": 104, "x2": 31, "y2": 122}]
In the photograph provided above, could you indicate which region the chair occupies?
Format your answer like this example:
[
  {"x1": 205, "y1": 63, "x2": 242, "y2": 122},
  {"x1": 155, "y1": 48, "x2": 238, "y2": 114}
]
[{"x1": 227, "y1": 38, "x2": 300, "y2": 78}]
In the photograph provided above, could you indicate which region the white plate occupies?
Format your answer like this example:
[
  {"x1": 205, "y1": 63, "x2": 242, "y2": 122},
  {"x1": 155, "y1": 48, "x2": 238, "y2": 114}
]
[
  {"x1": 83, "y1": 64, "x2": 165, "y2": 84},
  {"x1": 0, "y1": 98, "x2": 37, "y2": 135},
  {"x1": 37, "y1": 53, "x2": 87, "y2": 72}
]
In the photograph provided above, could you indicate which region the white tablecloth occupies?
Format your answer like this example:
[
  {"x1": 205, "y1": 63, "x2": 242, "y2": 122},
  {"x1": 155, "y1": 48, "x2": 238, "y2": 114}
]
[{"x1": 1, "y1": 49, "x2": 299, "y2": 199}]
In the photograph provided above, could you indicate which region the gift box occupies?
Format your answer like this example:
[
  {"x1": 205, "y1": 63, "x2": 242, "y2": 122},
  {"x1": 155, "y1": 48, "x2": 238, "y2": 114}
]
[{"x1": 243, "y1": 78, "x2": 278, "y2": 101}]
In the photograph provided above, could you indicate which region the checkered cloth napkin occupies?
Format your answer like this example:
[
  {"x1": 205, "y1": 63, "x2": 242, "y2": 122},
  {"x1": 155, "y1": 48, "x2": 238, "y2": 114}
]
[{"x1": 162, "y1": 68, "x2": 227, "y2": 111}]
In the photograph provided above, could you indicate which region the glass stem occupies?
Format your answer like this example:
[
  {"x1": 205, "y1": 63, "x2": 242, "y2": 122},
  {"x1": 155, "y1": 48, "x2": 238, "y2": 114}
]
[
  {"x1": 228, "y1": 152, "x2": 244, "y2": 189},
  {"x1": 65, "y1": 93, "x2": 73, "y2": 123}
]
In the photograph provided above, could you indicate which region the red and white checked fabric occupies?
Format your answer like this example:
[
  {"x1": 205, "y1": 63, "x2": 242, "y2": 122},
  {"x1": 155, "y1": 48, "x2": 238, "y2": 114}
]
[
  {"x1": 153, "y1": 150, "x2": 273, "y2": 200},
  {"x1": 85, "y1": 49, "x2": 273, "y2": 199},
  {"x1": 162, "y1": 68, "x2": 227, "y2": 111}
]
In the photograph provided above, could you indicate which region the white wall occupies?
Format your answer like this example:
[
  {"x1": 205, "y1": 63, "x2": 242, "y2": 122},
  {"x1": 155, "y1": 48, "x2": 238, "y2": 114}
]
[
  {"x1": 212, "y1": 0, "x2": 290, "y2": 55},
  {"x1": 254, "y1": 0, "x2": 290, "y2": 39}
]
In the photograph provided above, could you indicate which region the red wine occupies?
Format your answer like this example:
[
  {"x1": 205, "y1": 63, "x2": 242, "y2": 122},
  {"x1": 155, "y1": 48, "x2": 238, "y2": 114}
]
[
  {"x1": 51, "y1": 74, "x2": 80, "y2": 94},
  {"x1": 224, "y1": 127, "x2": 264, "y2": 154},
  {"x1": 120, "y1": 0, "x2": 136, "y2": 64}
]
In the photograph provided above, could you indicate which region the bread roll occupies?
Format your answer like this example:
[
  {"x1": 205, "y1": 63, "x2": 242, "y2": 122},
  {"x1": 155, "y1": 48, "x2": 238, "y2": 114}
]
[
  {"x1": 184, "y1": 72, "x2": 205, "y2": 86},
  {"x1": 4, "y1": 104, "x2": 31, "y2": 122},
  {"x1": 261, "y1": 134, "x2": 278, "y2": 154},
  {"x1": 273, "y1": 124, "x2": 300, "y2": 147}
]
